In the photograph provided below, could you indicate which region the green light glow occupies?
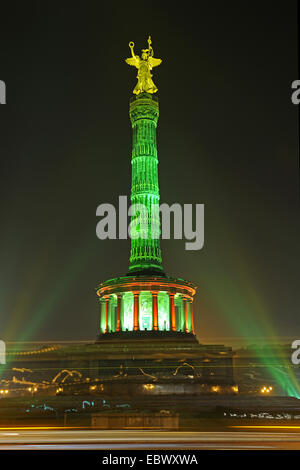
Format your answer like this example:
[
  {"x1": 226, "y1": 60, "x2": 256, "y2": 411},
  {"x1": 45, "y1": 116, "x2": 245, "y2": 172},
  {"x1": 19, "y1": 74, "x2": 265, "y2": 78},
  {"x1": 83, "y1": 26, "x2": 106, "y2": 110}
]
[
  {"x1": 122, "y1": 292, "x2": 134, "y2": 331},
  {"x1": 4, "y1": 238, "x2": 95, "y2": 345},
  {"x1": 175, "y1": 294, "x2": 185, "y2": 331},
  {"x1": 108, "y1": 295, "x2": 117, "y2": 332},
  {"x1": 187, "y1": 301, "x2": 193, "y2": 333},
  {"x1": 198, "y1": 219, "x2": 300, "y2": 398},
  {"x1": 157, "y1": 292, "x2": 169, "y2": 331},
  {"x1": 100, "y1": 299, "x2": 106, "y2": 334},
  {"x1": 139, "y1": 291, "x2": 153, "y2": 330},
  {"x1": 128, "y1": 93, "x2": 163, "y2": 274}
]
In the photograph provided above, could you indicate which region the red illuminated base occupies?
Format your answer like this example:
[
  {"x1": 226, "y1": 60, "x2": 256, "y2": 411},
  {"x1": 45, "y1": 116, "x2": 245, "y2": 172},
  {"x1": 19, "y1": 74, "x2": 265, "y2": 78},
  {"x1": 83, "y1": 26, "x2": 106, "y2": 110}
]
[{"x1": 96, "y1": 275, "x2": 197, "y2": 335}]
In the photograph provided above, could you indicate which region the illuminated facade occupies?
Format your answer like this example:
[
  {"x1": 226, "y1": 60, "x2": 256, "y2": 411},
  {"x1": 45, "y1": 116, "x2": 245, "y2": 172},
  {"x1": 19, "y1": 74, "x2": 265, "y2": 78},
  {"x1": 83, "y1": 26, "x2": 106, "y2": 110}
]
[
  {"x1": 97, "y1": 275, "x2": 196, "y2": 334},
  {"x1": 2, "y1": 41, "x2": 236, "y2": 399},
  {"x1": 96, "y1": 75, "x2": 197, "y2": 336}
]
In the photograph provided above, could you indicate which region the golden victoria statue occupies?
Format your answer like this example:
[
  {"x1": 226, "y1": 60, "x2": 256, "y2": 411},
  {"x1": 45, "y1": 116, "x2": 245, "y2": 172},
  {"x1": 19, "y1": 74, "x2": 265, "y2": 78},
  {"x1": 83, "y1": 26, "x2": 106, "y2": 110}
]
[{"x1": 125, "y1": 36, "x2": 162, "y2": 95}]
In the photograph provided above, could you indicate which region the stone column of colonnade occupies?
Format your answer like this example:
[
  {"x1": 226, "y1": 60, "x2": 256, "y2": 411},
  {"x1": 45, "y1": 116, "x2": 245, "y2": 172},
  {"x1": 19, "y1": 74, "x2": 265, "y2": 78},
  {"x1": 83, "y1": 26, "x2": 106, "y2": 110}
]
[{"x1": 99, "y1": 292, "x2": 194, "y2": 334}]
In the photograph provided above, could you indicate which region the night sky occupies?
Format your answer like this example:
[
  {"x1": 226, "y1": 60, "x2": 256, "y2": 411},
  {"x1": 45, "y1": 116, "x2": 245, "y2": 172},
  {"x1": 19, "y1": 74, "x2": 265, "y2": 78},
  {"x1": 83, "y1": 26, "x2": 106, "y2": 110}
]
[{"x1": 0, "y1": 1, "x2": 298, "y2": 343}]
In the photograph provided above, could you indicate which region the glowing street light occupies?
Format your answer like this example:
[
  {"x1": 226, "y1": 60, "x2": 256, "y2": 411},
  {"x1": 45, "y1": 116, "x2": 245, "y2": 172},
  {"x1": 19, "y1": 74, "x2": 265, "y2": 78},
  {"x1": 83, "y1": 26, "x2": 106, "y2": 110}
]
[{"x1": 260, "y1": 385, "x2": 273, "y2": 394}]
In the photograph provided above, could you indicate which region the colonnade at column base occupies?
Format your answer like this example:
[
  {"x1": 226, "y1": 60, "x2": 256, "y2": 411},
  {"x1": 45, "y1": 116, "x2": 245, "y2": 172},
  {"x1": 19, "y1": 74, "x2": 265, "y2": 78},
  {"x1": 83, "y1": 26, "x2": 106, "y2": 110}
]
[{"x1": 96, "y1": 275, "x2": 197, "y2": 337}]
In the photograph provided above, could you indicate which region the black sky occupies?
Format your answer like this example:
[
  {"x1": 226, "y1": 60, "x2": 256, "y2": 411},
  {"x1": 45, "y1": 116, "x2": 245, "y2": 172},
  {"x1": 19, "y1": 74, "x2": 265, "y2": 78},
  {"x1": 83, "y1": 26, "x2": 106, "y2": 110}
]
[{"x1": 0, "y1": 1, "x2": 299, "y2": 343}]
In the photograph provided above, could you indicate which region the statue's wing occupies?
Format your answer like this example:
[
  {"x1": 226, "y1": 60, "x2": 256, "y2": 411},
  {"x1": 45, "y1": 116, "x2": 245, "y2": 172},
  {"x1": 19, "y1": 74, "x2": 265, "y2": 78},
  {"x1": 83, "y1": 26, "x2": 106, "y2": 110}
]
[
  {"x1": 148, "y1": 57, "x2": 162, "y2": 69},
  {"x1": 125, "y1": 56, "x2": 139, "y2": 67}
]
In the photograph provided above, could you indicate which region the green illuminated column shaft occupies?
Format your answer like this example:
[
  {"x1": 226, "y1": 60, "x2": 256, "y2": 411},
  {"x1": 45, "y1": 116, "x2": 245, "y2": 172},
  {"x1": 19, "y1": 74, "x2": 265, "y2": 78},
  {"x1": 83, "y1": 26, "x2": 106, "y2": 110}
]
[{"x1": 128, "y1": 92, "x2": 164, "y2": 274}]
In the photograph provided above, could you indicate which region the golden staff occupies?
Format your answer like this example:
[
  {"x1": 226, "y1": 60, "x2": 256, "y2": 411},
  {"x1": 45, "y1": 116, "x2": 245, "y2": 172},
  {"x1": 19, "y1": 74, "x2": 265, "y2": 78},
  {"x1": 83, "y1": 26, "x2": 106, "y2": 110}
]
[{"x1": 129, "y1": 41, "x2": 135, "y2": 56}]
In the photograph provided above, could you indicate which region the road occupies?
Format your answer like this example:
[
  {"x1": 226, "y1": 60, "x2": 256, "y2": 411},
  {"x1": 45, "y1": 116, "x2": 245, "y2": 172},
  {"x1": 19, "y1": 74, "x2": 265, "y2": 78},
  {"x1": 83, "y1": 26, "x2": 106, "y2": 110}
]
[{"x1": 1, "y1": 428, "x2": 300, "y2": 449}]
